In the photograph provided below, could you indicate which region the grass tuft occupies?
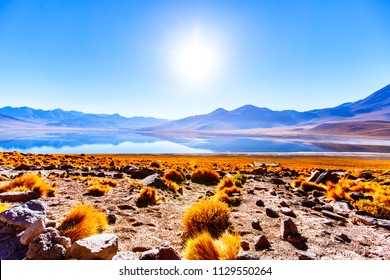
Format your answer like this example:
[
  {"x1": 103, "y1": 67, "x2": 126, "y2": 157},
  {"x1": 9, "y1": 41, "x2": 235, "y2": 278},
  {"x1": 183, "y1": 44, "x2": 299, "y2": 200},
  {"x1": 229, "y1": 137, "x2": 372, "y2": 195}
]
[
  {"x1": 163, "y1": 169, "x2": 185, "y2": 184},
  {"x1": 191, "y1": 168, "x2": 220, "y2": 186},
  {"x1": 136, "y1": 187, "x2": 159, "y2": 207},
  {"x1": 0, "y1": 173, "x2": 56, "y2": 196}
]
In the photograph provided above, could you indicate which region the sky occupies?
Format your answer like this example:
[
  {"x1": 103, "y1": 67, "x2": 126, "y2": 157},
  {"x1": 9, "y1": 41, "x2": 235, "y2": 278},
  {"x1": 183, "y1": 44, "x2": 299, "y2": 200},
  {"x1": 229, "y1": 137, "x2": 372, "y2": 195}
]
[{"x1": 0, "y1": 0, "x2": 389, "y2": 120}]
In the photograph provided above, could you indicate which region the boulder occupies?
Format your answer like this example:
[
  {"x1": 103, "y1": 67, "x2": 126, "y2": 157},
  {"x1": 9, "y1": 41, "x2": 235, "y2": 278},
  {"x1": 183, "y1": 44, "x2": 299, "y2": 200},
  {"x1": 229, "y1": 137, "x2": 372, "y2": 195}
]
[
  {"x1": 156, "y1": 244, "x2": 181, "y2": 260},
  {"x1": 26, "y1": 227, "x2": 71, "y2": 260},
  {"x1": 315, "y1": 171, "x2": 339, "y2": 184},
  {"x1": 20, "y1": 218, "x2": 45, "y2": 245},
  {"x1": 140, "y1": 248, "x2": 159, "y2": 260},
  {"x1": 296, "y1": 250, "x2": 316, "y2": 260},
  {"x1": 281, "y1": 207, "x2": 296, "y2": 217},
  {"x1": 255, "y1": 199, "x2": 265, "y2": 207},
  {"x1": 253, "y1": 235, "x2": 271, "y2": 250},
  {"x1": 301, "y1": 199, "x2": 317, "y2": 208},
  {"x1": 0, "y1": 191, "x2": 40, "y2": 202},
  {"x1": 70, "y1": 234, "x2": 118, "y2": 260},
  {"x1": 251, "y1": 218, "x2": 262, "y2": 230},
  {"x1": 113, "y1": 252, "x2": 136, "y2": 260},
  {"x1": 280, "y1": 217, "x2": 299, "y2": 239},
  {"x1": 0, "y1": 200, "x2": 47, "y2": 230},
  {"x1": 0, "y1": 229, "x2": 28, "y2": 260},
  {"x1": 321, "y1": 210, "x2": 347, "y2": 222},
  {"x1": 142, "y1": 173, "x2": 166, "y2": 188},
  {"x1": 131, "y1": 168, "x2": 156, "y2": 179},
  {"x1": 307, "y1": 170, "x2": 321, "y2": 182},
  {"x1": 265, "y1": 208, "x2": 279, "y2": 218},
  {"x1": 122, "y1": 165, "x2": 137, "y2": 174},
  {"x1": 270, "y1": 178, "x2": 285, "y2": 185}
]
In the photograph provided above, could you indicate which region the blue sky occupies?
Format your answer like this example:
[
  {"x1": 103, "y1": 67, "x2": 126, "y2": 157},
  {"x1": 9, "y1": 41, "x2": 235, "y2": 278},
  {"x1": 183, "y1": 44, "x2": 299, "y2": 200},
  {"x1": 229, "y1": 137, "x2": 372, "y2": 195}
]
[{"x1": 0, "y1": 0, "x2": 389, "y2": 119}]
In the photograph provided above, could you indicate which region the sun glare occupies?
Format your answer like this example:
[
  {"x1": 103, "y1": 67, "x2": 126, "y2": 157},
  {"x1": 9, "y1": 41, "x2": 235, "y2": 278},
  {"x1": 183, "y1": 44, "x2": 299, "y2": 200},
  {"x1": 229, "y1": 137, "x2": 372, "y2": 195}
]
[{"x1": 173, "y1": 30, "x2": 219, "y2": 84}]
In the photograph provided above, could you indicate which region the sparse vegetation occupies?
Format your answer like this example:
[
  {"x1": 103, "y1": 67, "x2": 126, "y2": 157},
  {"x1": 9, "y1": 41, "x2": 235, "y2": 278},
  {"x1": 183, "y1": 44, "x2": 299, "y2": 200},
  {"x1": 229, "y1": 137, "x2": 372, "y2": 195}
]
[
  {"x1": 183, "y1": 231, "x2": 240, "y2": 260},
  {"x1": 136, "y1": 187, "x2": 159, "y2": 207},
  {"x1": 163, "y1": 169, "x2": 185, "y2": 184},
  {"x1": 0, "y1": 203, "x2": 9, "y2": 213},
  {"x1": 232, "y1": 173, "x2": 247, "y2": 187},
  {"x1": 182, "y1": 197, "x2": 230, "y2": 238},
  {"x1": 352, "y1": 199, "x2": 390, "y2": 219},
  {"x1": 191, "y1": 168, "x2": 220, "y2": 185},
  {"x1": 0, "y1": 173, "x2": 56, "y2": 196},
  {"x1": 57, "y1": 204, "x2": 108, "y2": 243},
  {"x1": 215, "y1": 178, "x2": 242, "y2": 206}
]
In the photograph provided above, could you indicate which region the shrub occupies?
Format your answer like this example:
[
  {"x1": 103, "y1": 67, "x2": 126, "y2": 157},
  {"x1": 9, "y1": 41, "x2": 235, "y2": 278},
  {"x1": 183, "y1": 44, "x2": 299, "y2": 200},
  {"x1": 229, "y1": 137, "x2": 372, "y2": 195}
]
[
  {"x1": 0, "y1": 173, "x2": 56, "y2": 196},
  {"x1": 0, "y1": 203, "x2": 9, "y2": 213},
  {"x1": 87, "y1": 183, "x2": 110, "y2": 196},
  {"x1": 166, "y1": 180, "x2": 184, "y2": 194},
  {"x1": 352, "y1": 199, "x2": 390, "y2": 219},
  {"x1": 191, "y1": 168, "x2": 220, "y2": 186},
  {"x1": 136, "y1": 187, "x2": 159, "y2": 207},
  {"x1": 184, "y1": 231, "x2": 240, "y2": 260},
  {"x1": 150, "y1": 161, "x2": 161, "y2": 168},
  {"x1": 182, "y1": 197, "x2": 230, "y2": 238},
  {"x1": 163, "y1": 169, "x2": 185, "y2": 184},
  {"x1": 58, "y1": 204, "x2": 108, "y2": 243},
  {"x1": 215, "y1": 178, "x2": 242, "y2": 206},
  {"x1": 232, "y1": 173, "x2": 247, "y2": 187}
]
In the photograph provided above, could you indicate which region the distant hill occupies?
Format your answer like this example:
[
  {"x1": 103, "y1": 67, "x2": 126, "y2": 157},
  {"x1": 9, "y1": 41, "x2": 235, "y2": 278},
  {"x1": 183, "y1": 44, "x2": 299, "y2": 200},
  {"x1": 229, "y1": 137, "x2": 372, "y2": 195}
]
[
  {"x1": 310, "y1": 120, "x2": 390, "y2": 137},
  {"x1": 0, "y1": 107, "x2": 168, "y2": 129}
]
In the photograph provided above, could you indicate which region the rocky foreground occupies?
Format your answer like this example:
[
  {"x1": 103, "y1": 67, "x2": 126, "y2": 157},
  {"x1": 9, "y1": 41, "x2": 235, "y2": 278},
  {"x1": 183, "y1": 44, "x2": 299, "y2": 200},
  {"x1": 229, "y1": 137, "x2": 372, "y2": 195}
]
[{"x1": 1, "y1": 162, "x2": 390, "y2": 260}]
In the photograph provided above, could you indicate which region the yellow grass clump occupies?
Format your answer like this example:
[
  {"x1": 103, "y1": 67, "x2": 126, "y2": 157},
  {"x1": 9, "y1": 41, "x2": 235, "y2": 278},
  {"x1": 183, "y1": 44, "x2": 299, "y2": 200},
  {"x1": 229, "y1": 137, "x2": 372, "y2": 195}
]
[
  {"x1": 0, "y1": 173, "x2": 56, "y2": 196},
  {"x1": 165, "y1": 180, "x2": 184, "y2": 194},
  {"x1": 215, "y1": 178, "x2": 242, "y2": 206},
  {"x1": 184, "y1": 231, "x2": 240, "y2": 260},
  {"x1": 352, "y1": 199, "x2": 390, "y2": 219},
  {"x1": 163, "y1": 169, "x2": 185, "y2": 184},
  {"x1": 232, "y1": 173, "x2": 247, "y2": 187},
  {"x1": 0, "y1": 203, "x2": 10, "y2": 213},
  {"x1": 86, "y1": 178, "x2": 118, "y2": 196},
  {"x1": 182, "y1": 197, "x2": 230, "y2": 238},
  {"x1": 136, "y1": 187, "x2": 159, "y2": 207},
  {"x1": 57, "y1": 204, "x2": 108, "y2": 243},
  {"x1": 191, "y1": 168, "x2": 220, "y2": 186}
]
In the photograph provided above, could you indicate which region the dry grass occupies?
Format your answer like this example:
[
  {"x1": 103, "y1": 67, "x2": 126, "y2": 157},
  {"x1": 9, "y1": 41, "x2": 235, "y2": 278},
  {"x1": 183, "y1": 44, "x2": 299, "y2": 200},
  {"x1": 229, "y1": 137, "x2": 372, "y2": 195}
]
[
  {"x1": 0, "y1": 203, "x2": 9, "y2": 213},
  {"x1": 0, "y1": 173, "x2": 56, "y2": 196},
  {"x1": 232, "y1": 173, "x2": 247, "y2": 187},
  {"x1": 352, "y1": 199, "x2": 390, "y2": 219},
  {"x1": 136, "y1": 187, "x2": 159, "y2": 207},
  {"x1": 183, "y1": 231, "x2": 240, "y2": 260},
  {"x1": 165, "y1": 180, "x2": 184, "y2": 194},
  {"x1": 163, "y1": 169, "x2": 185, "y2": 184},
  {"x1": 86, "y1": 178, "x2": 117, "y2": 196},
  {"x1": 215, "y1": 178, "x2": 242, "y2": 206},
  {"x1": 182, "y1": 197, "x2": 230, "y2": 238},
  {"x1": 191, "y1": 168, "x2": 220, "y2": 186},
  {"x1": 57, "y1": 204, "x2": 108, "y2": 243}
]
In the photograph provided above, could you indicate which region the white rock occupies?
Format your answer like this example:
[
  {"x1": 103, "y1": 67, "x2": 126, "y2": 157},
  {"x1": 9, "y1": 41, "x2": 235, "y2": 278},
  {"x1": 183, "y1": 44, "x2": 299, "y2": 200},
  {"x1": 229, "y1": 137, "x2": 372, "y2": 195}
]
[
  {"x1": 70, "y1": 234, "x2": 119, "y2": 260},
  {"x1": 20, "y1": 219, "x2": 45, "y2": 245}
]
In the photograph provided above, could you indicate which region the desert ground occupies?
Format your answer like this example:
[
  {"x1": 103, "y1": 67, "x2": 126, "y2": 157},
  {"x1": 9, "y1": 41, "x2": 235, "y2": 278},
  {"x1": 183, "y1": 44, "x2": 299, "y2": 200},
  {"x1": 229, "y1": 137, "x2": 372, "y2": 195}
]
[{"x1": 1, "y1": 152, "x2": 390, "y2": 260}]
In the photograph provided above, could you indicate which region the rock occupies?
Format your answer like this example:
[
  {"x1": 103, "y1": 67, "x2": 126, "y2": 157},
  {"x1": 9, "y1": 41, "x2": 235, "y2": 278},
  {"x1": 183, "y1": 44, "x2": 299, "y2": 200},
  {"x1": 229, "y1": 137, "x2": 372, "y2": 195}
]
[
  {"x1": 156, "y1": 244, "x2": 181, "y2": 260},
  {"x1": 313, "y1": 204, "x2": 333, "y2": 212},
  {"x1": 81, "y1": 166, "x2": 91, "y2": 172},
  {"x1": 131, "y1": 168, "x2": 156, "y2": 179},
  {"x1": 265, "y1": 208, "x2": 279, "y2": 218},
  {"x1": 307, "y1": 170, "x2": 321, "y2": 182},
  {"x1": 26, "y1": 227, "x2": 71, "y2": 260},
  {"x1": 113, "y1": 252, "x2": 136, "y2": 260},
  {"x1": 287, "y1": 234, "x2": 305, "y2": 244},
  {"x1": 123, "y1": 165, "x2": 137, "y2": 174},
  {"x1": 46, "y1": 219, "x2": 57, "y2": 228},
  {"x1": 132, "y1": 246, "x2": 153, "y2": 252},
  {"x1": 334, "y1": 232, "x2": 351, "y2": 243},
  {"x1": 20, "y1": 218, "x2": 45, "y2": 245},
  {"x1": 321, "y1": 210, "x2": 347, "y2": 222},
  {"x1": 70, "y1": 234, "x2": 119, "y2": 260},
  {"x1": 315, "y1": 171, "x2": 339, "y2": 184},
  {"x1": 0, "y1": 229, "x2": 28, "y2": 260},
  {"x1": 355, "y1": 214, "x2": 378, "y2": 226},
  {"x1": 142, "y1": 173, "x2": 165, "y2": 188},
  {"x1": 255, "y1": 199, "x2": 265, "y2": 207},
  {"x1": 281, "y1": 207, "x2": 296, "y2": 217},
  {"x1": 362, "y1": 172, "x2": 374, "y2": 179},
  {"x1": 14, "y1": 164, "x2": 32, "y2": 170},
  {"x1": 269, "y1": 189, "x2": 277, "y2": 196},
  {"x1": 312, "y1": 190, "x2": 325, "y2": 197},
  {"x1": 240, "y1": 240, "x2": 250, "y2": 251},
  {"x1": 301, "y1": 199, "x2": 317, "y2": 208},
  {"x1": 251, "y1": 218, "x2": 262, "y2": 230},
  {"x1": 296, "y1": 250, "x2": 316, "y2": 260},
  {"x1": 252, "y1": 168, "x2": 267, "y2": 175},
  {"x1": 0, "y1": 191, "x2": 40, "y2": 202},
  {"x1": 140, "y1": 248, "x2": 159, "y2": 260},
  {"x1": 236, "y1": 252, "x2": 260, "y2": 260},
  {"x1": 0, "y1": 200, "x2": 47, "y2": 230},
  {"x1": 293, "y1": 188, "x2": 308, "y2": 197},
  {"x1": 113, "y1": 173, "x2": 125, "y2": 179},
  {"x1": 280, "y1": 217, "x2": 299, "y2": 239},
  {"x1": 350, "y1": 191, "x2": 365, "y2": 201},
  {"x1": 377, "y1": 219, "x2": 390, "y2": 230},
  {"x1": 280, "y1": 200, "x2": 289, "y2": 207},
  {"x1": 271, "y1": 178, "x2": 285, "y2": 185},
  {"x1": 107, "y1": 214, "x2": 117, "y2": 225},
  {"x1": 253, "y1": 235, "x2": 271, "y2": 250},
  {"x1": 330, "y1": 201, "x2": 351, "y2": 216}
]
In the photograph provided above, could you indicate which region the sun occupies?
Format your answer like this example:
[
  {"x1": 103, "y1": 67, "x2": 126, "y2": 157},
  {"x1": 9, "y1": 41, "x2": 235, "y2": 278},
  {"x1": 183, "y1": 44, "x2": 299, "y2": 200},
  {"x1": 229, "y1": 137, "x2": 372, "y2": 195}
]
[{"x1": 173, "y1": 30, "x2": 219, "y2": 84}]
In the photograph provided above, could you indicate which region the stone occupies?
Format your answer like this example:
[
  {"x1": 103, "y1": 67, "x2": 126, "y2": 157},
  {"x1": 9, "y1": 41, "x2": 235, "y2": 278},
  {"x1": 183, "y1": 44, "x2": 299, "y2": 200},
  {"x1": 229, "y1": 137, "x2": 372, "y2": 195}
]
[
  {"x1": 122, "y1": 165, "x2": 137, "y2": 174},
  {"x1": 270, "y1": 178, "x2": 285, "y2": 185},
  {"x1": 236, "y1": 252, "x2": 261, "y2": 260},
  {"x1": 255, "y1": 199, "x2": 265, "y2": 207},
  {"x1": 321, "y1": 210, "x2": 347, "y2": 222},
  {"x1": 355, "y1": 215, "x2": 377, "y2": 226},
  {"x1": 315, "y1": 171, "x2": 339, "y2": 184},
  {"x1": 107, "y1": 214, "x2": 117, "y2": 225},
  {"x1": 334, "y1": 232, "x2": 351, "y2": 243},
  {"x1": 296, "y1": 250, "x2": 316, "y2": 260},
  {"x1": 0, "y1": 230, "x2": 28, "y2": 260},
  {"x1": 251, "y1": 218, "x2": 262, "y2": 230},
  {"x1": 0, "y1": 200, "x2": 47, "y2": 230},
  {"x1": 26, "y1": 227, "x2": 71, "y2": 260},
  {"x1": 240, "y1": 240, "x2": 250, "y2": 251},
  {"x1": 280, "y1": 217, "x2": 299, "y2": 239},
  {"x1": 330, "y1": 201, "x2": 351, "y2": 216},
  {"x1": 113, "y1": 173, "x2": 125, "y2": 179},
  {"x1": 252, "y1": 168, "x2": 267, "y2": 175},
  {"x1": 20, "y1": 218, "x2": 45, "y2": 245},
  {"x1": 142, "y1": 173, "x2": 165, "y2": 188},
  {"x1": 132, "y1": 246, "x2": 153, "y2": 252},
  {"x1": 293, "y1": 188, "x2": 308, "y2": 197},
  {"x1": 113, "y1": 252, "x2": 136, "y2": 260},
  {"x1": 301, "y1": 199, "x2": 317, "y2": 208},
  {"x1": 70, "y1": 234, "x2": 119, "y2": 260},
  {"x1": 265, "y1": 208, "x2": 279, "y2": 218},
  {"x1": 46, "y1": 219, "x2": 57, "y2": 228},
  {"x1": 287, "y1": 234, "x2": 304, "y2": 244},
  {"x1": 253, "y1": 235, "x2": 271, "y2": 250},
  {"x1": 350, "y1": 191, "x2": 365, "y2": 201},
  {"x1": 131, "y1": 168, "x2": 156, "y2": 179},
  {"x1": 281, "y1": 207, "x2": 296, "y2": 217},
  {"x1": 280, "y1": 200, "x2": 289, "y2": 207},
  {"x1": 140, "y1": 248, "x2": 159, "y2": 260},
  {"x1": 377, "y1": 219, "x2": 390, "y2": 230},
  {"x1": 156, "y1": 245, "x2": 181, "y2": 260},
  {"x1": 307, "y1": 170, "x2": 321, "y2": 182},
  {"x1": 0, "y1": 191, "x2": 40, "y2": 202}
]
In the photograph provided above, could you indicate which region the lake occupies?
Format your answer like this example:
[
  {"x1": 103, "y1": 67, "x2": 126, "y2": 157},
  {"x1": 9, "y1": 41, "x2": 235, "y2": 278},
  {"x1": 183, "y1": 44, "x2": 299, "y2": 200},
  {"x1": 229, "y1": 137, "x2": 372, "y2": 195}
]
[{"x1": 0, "y1": 131, "x2": 390, "y2": 154}]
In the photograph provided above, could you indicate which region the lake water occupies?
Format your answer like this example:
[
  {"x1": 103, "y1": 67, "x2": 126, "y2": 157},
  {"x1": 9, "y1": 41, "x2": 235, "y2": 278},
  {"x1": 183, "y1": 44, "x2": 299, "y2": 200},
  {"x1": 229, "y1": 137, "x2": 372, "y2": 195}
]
[{"x1": 0, "y1": 131, "x2": 390, "y2": 154}]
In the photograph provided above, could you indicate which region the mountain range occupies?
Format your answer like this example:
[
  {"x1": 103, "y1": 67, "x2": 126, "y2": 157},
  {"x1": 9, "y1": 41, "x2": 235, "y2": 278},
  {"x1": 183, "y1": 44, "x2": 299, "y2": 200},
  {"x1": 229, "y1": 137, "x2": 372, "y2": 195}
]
[{"x1": 1, "y1": 84, "x2": 389, "y2": 136}]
